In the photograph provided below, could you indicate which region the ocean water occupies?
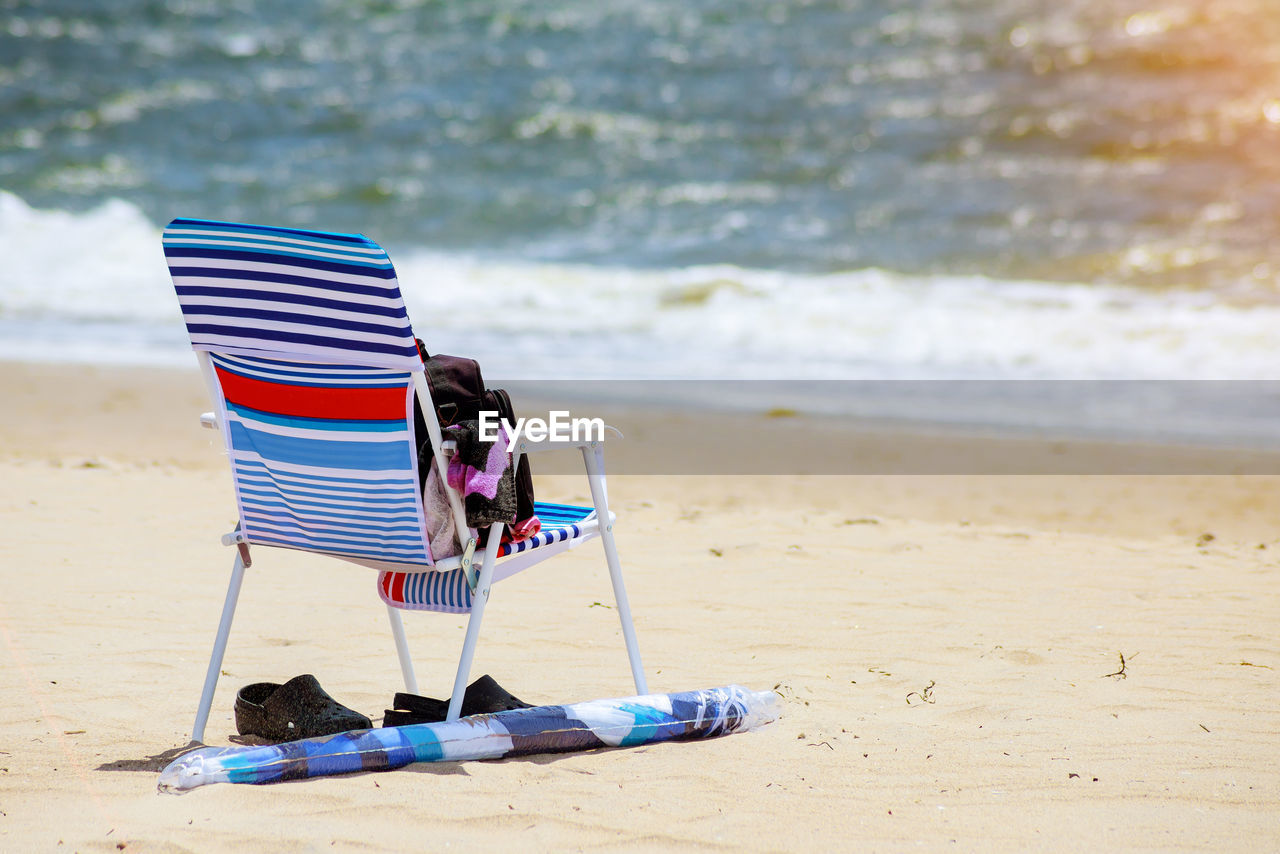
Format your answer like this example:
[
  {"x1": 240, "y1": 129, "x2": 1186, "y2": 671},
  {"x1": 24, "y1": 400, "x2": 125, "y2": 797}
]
[{"x1": 3, "y1": 0, "x2": 1280, "y2": 385}]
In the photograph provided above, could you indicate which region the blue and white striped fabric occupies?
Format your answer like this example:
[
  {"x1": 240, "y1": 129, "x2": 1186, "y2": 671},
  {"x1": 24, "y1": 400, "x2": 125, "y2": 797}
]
[
  {"x1": 212, "y1": 352, "x2": 434, "y2": 570},
  {"x1": 501, "y1": 502, "x2": 595, "y2": 555},
  {"x1": 378, "y1": 502, "x2": 599, "y2": 613},
  {"x1": 163, "y1": 218, "x2": 422, "y2": 370},
  {"x1": 165, "y1": 218, "x2": 607, "y2": 592}
]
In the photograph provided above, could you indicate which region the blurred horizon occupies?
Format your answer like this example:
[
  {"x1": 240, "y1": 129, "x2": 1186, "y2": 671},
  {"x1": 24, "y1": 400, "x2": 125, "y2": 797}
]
[{"x1": 3, "y1": 0, "x2": 1280, "y2": 290}]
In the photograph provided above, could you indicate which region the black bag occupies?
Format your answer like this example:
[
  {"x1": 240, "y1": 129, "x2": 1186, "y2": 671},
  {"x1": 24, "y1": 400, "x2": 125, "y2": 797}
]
[{"x1": 412, "y1": 340, "x2": 535, "y2": 525}]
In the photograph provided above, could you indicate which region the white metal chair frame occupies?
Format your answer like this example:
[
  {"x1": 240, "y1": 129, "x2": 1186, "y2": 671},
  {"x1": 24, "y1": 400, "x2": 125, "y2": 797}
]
[{"x1": 189, "y1": 350, "x2": 647, "y2": 743}]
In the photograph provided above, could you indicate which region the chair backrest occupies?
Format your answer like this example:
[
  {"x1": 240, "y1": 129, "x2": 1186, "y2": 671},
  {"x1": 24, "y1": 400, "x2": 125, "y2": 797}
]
[
  {"x1": 163, "y1": 217, "x2": 421, "y2": 368},
  {"x1": 163, "y1": 218, "x2": 437, "y2": 570}
]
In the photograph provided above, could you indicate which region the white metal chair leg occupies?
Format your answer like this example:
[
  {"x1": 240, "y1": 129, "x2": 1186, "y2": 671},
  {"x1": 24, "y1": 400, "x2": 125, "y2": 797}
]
[
  {"x1": 445, "y1": 522, "x2": 504, "y2": 721},
  {"x1": 386, "y1": 605, "x2": 419, "y2": 695},
  {"x1": 583, "y1": 444, "x2": 648, "y2": 695},
  {"x1": 192, "y1": 550, "x2": 248, "y2": 743}
]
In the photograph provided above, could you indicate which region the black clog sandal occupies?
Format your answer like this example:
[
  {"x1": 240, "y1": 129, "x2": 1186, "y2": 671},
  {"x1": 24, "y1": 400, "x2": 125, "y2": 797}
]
[
  {"x1": 235, "y1": 674, "x2": 371, "y2": 741},
  {"x1": 382, "y1": 675, "x2": 532, "y2": 726}
]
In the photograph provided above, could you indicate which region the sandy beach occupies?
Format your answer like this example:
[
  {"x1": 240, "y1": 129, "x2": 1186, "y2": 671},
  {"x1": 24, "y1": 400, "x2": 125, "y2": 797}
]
[{"x1": 1, "y1": 359, "x2": 1277, "y2": 851}]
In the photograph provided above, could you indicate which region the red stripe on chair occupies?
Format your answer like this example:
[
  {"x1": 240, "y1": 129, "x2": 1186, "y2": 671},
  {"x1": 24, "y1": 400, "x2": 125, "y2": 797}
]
[
  {"x1": 384, "y1": 571, "x2": 407, "y2": 603},
  {"x1": 215, "y1": 366, "x2": 407, "y2": 420}
]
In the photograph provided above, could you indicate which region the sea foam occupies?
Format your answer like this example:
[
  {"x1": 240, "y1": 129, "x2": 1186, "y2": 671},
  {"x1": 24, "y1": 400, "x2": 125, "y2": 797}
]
[{"x1": 2, "y1": 191, "x2": 1279, "y2": 381}]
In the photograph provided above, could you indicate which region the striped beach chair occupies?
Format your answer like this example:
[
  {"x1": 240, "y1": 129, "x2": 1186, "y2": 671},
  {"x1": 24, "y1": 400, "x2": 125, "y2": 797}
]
[{"x1": 163, "y1": 218, "x2": 646, "y2": 743}]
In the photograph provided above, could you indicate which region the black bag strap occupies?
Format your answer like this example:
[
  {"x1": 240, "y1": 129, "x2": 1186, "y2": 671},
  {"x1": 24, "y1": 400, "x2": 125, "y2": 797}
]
[{"x1": 423, "y1": 357, "x2": 458, "y2": 425}]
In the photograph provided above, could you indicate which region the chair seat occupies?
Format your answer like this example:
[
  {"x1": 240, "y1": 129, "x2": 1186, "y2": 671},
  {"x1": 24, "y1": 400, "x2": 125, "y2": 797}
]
[
  {"x1": 378, "y1": 502, "x2": 601, "y2": 613},
  {"x1": 490, "y1": 501, "x2": 600, "y2": 558}
]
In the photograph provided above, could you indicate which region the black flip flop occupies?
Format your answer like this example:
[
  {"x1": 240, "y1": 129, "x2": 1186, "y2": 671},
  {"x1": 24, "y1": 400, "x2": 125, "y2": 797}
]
[
  {"x1": 235, "y1": 674, "x2": 371, "y2": 741},
  {"x1": 382, "y1": 675, "x2": 531, "y2": 726}
]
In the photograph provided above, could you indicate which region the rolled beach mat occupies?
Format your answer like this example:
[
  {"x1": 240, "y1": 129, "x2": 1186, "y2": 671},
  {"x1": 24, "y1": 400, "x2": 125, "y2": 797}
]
[{"x1": 159, "y1": 684, "x2": 780, "y2": 793}]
